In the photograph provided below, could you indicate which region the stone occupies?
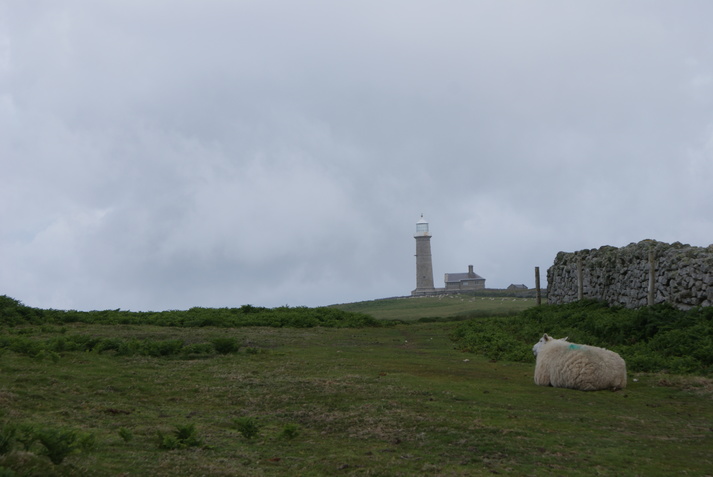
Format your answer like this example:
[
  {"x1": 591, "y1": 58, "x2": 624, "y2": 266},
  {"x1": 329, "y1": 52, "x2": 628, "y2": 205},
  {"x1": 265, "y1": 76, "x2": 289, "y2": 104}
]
[{"x1": 547, "y1": 240, "x2": 712, "y2": 310}]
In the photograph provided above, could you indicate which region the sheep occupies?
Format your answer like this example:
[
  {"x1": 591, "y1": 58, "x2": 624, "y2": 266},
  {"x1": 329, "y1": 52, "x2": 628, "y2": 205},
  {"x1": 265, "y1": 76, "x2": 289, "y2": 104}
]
[{"x1": 532, "y1": 334, "x2": 627, "y2": 391}]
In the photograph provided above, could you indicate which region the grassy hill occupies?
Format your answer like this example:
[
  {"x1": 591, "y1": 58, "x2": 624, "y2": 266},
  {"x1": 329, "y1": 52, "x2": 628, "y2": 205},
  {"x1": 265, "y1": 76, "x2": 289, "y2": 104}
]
[
  {"x1": 1, "y1": 295, "x2": 712, "y2": 475},
  {"x1": 332, "y1": 293, "x2": 540, "y2": 321}
]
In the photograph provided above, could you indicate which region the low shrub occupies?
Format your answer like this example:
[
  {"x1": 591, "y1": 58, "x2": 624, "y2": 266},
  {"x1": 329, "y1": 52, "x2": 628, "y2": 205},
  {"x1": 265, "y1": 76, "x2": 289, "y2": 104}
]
[
  {"x1": 118, "y1": 428, "x2": 133, "y2": 443},
  {"x1": 35, "y1": 427, "x2": 85, "y2": 465},
  {"x1": 232, "y1": 417, "x2": 260, "y2": 440},
  {"x1": 15, "y1": 424, "x2": 37, "y2": 451},
  {"x1": 452, "y1": 300, "x2": 713, "y2": 375},
  {"x1": 180, "y1": 343, "x2": 215, "y2": 356},
  {"x1": 211, "y1": 337, "x2": 240, "y2": 355},
  {"x1": 280, "y1": 423, "x2": 300, "y2": 440},
  {"x1": 0, "y1": 334, "x2": 242, "y2": 360},
  {"x1": 1, "y1": 295, "x2": 380, "y2": 329},
  {"x1": 157, "y1": 424, "x2": 202, "y2": 450},
  {"x1": 0, "y1": 424, "x2": 15, "y2": 455},
  {"x1": 146, "y1": 340, "x2": 184, "y2": 357}
]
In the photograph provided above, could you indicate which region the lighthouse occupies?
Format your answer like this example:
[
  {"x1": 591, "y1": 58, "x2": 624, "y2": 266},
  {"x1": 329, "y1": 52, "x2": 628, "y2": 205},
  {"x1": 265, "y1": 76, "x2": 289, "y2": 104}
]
[{"x1": 412, "y1": 214, "x2": 436, "y2": 296}]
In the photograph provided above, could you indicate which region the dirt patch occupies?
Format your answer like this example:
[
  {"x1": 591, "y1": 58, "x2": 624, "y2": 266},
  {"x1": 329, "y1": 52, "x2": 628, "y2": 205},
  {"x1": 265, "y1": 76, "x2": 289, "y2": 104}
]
[
  {"x1": 0, "y1": 390, "x2": 17, "y2": 406},
  {"x1": 655, "y1": 374, "x2": 713, "y2": 398}
]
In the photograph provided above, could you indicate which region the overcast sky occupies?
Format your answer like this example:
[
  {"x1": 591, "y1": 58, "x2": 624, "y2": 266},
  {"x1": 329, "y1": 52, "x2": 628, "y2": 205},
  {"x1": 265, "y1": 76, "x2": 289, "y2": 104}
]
[{"x1": 2, "y1": 1, "x2": 712, "y2": 311}]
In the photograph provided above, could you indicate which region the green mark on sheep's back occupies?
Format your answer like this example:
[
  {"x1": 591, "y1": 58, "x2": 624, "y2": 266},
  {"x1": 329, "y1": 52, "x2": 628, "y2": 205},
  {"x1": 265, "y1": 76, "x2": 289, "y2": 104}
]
[{"x1": 568, "y1": 343, "x2": 582, "y2": 350}]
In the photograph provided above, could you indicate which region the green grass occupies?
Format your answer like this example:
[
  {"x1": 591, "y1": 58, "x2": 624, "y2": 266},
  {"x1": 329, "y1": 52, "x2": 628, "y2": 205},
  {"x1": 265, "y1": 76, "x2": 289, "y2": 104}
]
[
  {"x1": 332, "y1": 294, "x2": 539, "y2": 321},
  {"x1": 1, "y1": 321, "x2": 712, "y2": 476},
  {"x1": 451, "y1": 300, "x2": 713, "y2": 375}
]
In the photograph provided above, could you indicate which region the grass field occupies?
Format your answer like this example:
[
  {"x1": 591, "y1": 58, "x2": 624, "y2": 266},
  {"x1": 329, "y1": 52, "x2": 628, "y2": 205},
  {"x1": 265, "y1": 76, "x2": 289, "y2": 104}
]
[
  {"x1": 1, "y1": 325, "x2": 711, "y2": 475},
  {"x1": 332, "y1": 294, "x2": 539, "y2": 321},
  {"x1": 1, "y1": 296, "x2": 712, "y2": 476}
]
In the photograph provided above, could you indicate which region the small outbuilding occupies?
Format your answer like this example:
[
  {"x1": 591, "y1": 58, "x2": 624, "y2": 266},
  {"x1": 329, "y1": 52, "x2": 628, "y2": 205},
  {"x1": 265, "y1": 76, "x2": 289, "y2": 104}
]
[
  {"x1": 507, "y1": 284, "x2": 528, "y2": 290},
  {"x1": 444, "y1": 265, "x2": 486, "y2": 291}
]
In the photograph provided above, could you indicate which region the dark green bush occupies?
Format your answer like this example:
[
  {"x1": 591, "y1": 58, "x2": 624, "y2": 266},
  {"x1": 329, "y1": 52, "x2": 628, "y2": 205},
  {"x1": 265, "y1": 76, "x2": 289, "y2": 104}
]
[
  {"x1": 0, "y1": 423, "x2": 15, "y2": 455},
  {"x1": 93, "y1": 338, "x2": 124, "y2": 353},
  {"x1": 15, "y1": 424, "x2": 37, "y2": 451},
  {"x1": 211, "y1": 337, "x2": 240, "y2": 354},
  {"x1": 146, "y1": 340, "x2": 184, "y2": 357},
  {"x1": 280, "y1": 423, "x2": 300, "y2": 440},
  {"x1": 118, "y1": 427, "x2": 133, "y2": 443},
  {"x1": 35, "y1": 427, "x2": 83, "y2": 465},
  {"x1": 232, "y1": 417, "x2": 260, "y2": 440},
  {"x1": 452, "y1": 300, "x2": 713, "y2": 375},
  {"x1": 157, "y1": 424, "x2": 202, "y2": 450},
  {"x1": 1, "y1": 333, "x2": 243, "y2": 360},
  {"x1": 181, "y1": 343, "x2": 215, "y2": 356},
  {"x1": 1, "y1": 295, "x2": 380, "y2": 329},
  {"x1": 8, "y1": 338, "x2": 43, "y2": 358}
]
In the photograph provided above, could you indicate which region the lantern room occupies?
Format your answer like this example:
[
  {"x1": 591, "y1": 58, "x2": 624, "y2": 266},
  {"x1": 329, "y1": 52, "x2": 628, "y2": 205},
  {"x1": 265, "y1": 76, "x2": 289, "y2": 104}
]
[{"x1": 415, "y1": 214, "x2": 430, "y2": 236}]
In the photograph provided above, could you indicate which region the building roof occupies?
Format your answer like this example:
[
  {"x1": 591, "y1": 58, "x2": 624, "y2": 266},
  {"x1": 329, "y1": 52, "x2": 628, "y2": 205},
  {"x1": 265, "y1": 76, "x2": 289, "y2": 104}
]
[{"x1": 445, "y1": 272, "x2": 485, "y2": 283}]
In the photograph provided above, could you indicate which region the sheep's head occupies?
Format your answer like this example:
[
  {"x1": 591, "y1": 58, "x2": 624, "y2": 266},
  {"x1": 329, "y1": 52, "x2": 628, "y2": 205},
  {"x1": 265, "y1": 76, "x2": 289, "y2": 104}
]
[
  {"x1": 532, "y1": 333, "x2": 569, "y2": 356},
  {"x1": 532, "y1": 333, "x2": 550, "y2": 356}
]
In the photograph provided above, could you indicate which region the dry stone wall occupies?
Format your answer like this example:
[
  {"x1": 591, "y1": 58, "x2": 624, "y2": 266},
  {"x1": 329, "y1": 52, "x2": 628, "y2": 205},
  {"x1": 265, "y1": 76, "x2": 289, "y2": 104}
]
[{"x1": 547, "y1": 240, "x2": 713, "y2": 309}]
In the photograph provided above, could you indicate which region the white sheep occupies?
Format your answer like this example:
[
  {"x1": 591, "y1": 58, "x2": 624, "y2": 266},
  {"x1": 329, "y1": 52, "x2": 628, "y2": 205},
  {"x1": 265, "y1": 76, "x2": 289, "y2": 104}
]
[{"x1": 532, "y1": 334, "x2": 627, "y2": 391}]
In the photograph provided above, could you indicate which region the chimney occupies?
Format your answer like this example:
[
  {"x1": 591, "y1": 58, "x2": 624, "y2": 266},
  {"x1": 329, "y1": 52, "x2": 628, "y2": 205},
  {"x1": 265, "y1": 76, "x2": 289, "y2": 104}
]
[{"x1": 468, "y1": 265, "x2": 475, "y2": 278}]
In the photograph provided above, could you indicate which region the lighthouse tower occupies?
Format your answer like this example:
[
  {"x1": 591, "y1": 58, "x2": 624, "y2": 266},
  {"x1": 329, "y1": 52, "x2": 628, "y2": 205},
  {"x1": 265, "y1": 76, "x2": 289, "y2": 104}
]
[{"x1": 412, "y1": 214, "x2": 436, "y2": 296}]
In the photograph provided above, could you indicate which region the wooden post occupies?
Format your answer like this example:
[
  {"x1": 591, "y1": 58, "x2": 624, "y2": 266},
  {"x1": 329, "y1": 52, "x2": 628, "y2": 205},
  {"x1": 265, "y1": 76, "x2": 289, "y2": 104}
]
[
  {"x1": 577, "y1": 257, "x2": 584, "y2": 301},
  {"x1": 535, "y1": 266, "x2": 541, "y2": 305},
  {"x1": 648, "y1": 250, "x2": 655, "y2": 306}
]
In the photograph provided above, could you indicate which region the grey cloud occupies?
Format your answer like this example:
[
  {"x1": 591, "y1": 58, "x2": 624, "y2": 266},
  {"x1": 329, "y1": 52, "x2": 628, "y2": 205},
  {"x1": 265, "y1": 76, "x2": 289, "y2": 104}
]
[{"x1": 2, "y1": 1, "x2": 712, "y2": 310}]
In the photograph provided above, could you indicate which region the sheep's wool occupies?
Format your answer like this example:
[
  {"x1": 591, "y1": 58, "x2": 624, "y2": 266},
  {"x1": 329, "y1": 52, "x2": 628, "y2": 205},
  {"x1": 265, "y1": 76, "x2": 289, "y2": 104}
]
[{"x1": 533, "y1": 334, "x2": 627, "y2": 391}]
